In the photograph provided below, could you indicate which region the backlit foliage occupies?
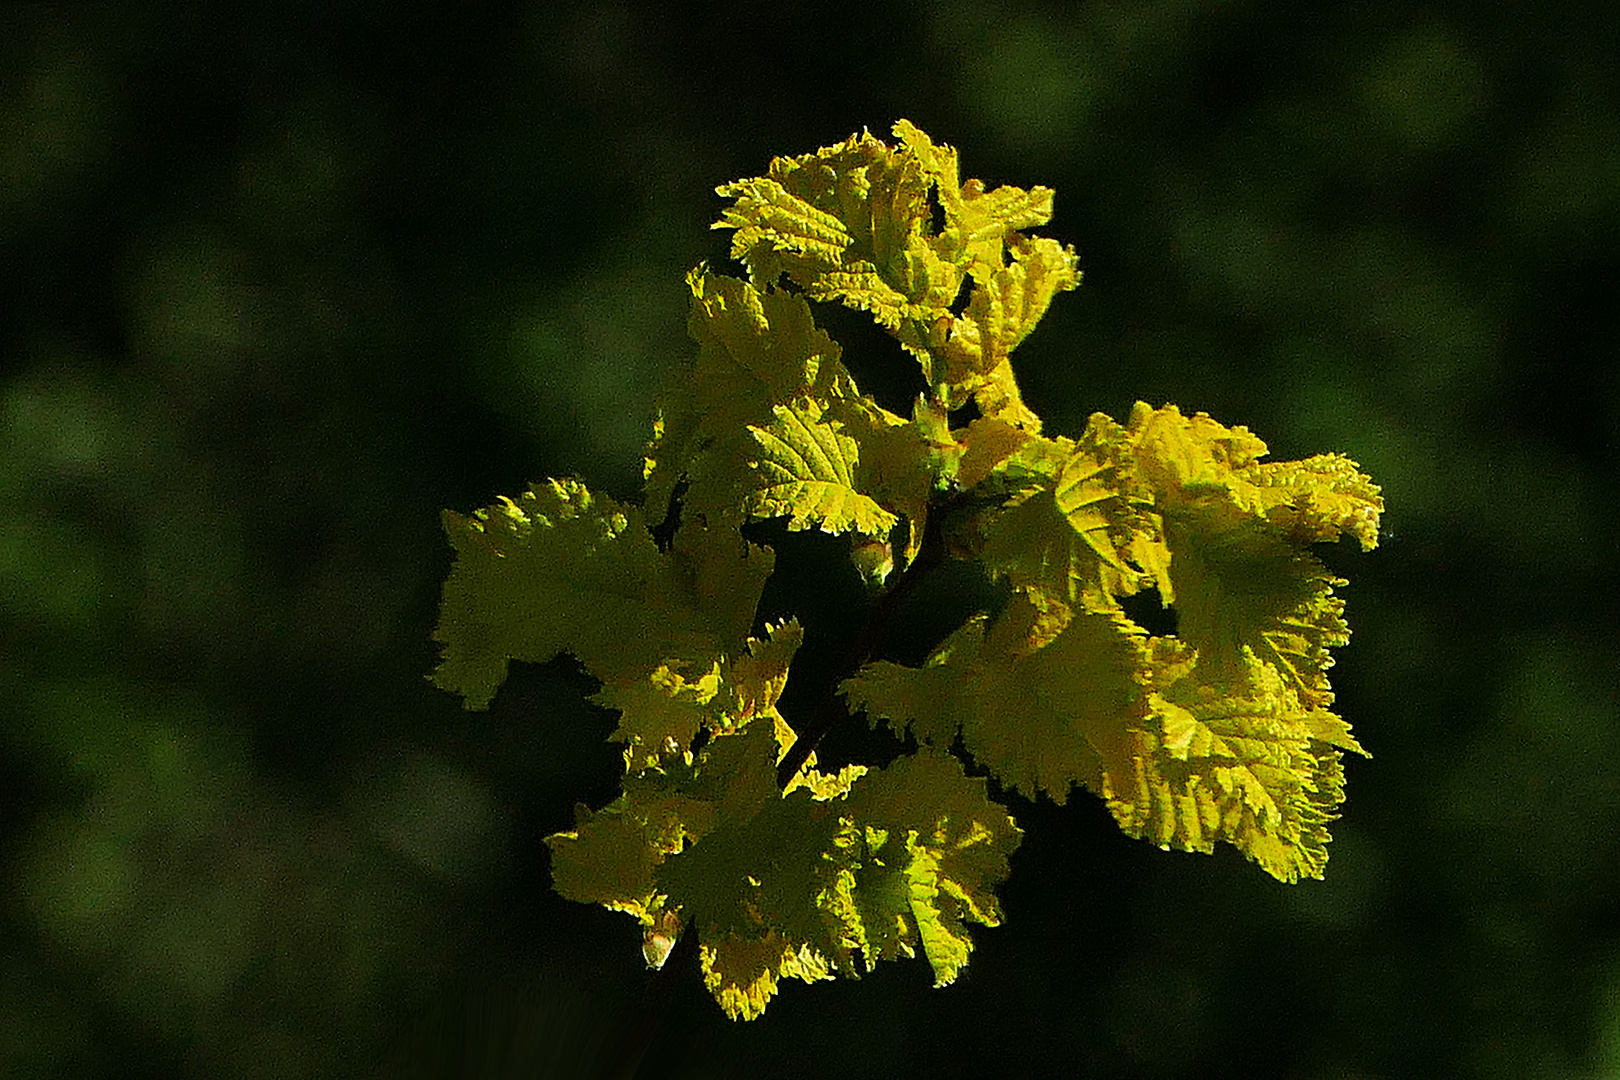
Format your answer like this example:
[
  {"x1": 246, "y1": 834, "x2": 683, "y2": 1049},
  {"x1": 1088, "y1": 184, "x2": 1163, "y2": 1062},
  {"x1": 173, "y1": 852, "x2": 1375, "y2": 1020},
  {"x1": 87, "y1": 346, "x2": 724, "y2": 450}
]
[{"x1": 432, "y1": 122, "x2": 1381, "y2": 1020}]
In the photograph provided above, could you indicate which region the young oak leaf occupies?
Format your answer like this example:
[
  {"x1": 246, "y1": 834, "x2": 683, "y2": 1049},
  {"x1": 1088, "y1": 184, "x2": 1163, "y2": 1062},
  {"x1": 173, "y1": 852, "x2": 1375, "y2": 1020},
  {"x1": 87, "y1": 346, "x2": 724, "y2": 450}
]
[
  {"x1": 969, "y1": 604, "x2": 1154, "y2": 804},
  {"x1": 717, "y1": 128, "x2": 917, "y2": 274},
  {"x1": 842, "y1": 749, "x2": 1022, "y2": 987},
  {"x1": 433, "y1": 478, "x2": 717, "y2": 709},
  {"x1": 1123, "y1": 402, "x2": 1379, "y2": 704},
  {"x1": 699, "y1": 931, "x2": 840, "y2": 1022},
  {"x1": 1162, "y1": 513, "x2": 1349, "y2": 707},
  {"x1": 648, "y1": 745, "x2": 1017, "y2": 1019},
  {"x1": 596, "y1": 615, "x2": 803, "y2": 777},
  {"x1": 1252, "y1": 453, "x2": 1385, "y2": 551},
  {"x1": 646, "y1": 269, "x2": 855, "y2": 530},
  {"x1": 744, "y1": 396, "x2": 899, "y2": 538},
  {"x1": 973, "y1": 427, "x2": 1077, "y2": 496},
  {"x1": 955, "y1": 414, "x2": 1032, "y2": 490},
  {"x1": 929, "y1": 234, "x2": 1080, "y2": 418},
  {"x1": 592, "y1": 661, "x2": 724, "y2": 773},
  {"x1": 897, "y1": 122, "x2": 1079, "y2": 413},
  {"x1": 703, "y1": 811, "x2": 856, "y2": 1016},
  {"x1": 714, "y1": 121, "x2": 1078, "y2": 409},
  {"x1": 1127, "y1": 402, "x2": 1272, "y2": 511},
  {"x1": 546, "y1": 801, "x2": 662, "y2": 921},
  {"x1": 546, "y1": 716, "x2": 793, "y2": 967},
  {"x1": 1125, "y1": 402, "x2": 1383, "y2": 549},
  {"x1": 847, "y1": 600, "x2": 1362, "y2": 881},
  {"x1": 845, "y1": 598, "x2": 1153, "y2": 806},
  {"x1": 941, "y1": 428, "x2": 1074, "y2": 566},
  {"x1": 607, "y1": 620, "x2": 808, "y2": 834},
  {"x1": 1054, "y1": 414, "x2": 1157, "y2": 564},
  {"x1": 592, "y1": 754, "x2": 998, "y2": 1016},
  {"x1": 824, "y1": 392, "x2": 935, "y2": 562},
  {"x1": 713, "y1": 126, "x2": 959, "y2": 333},
  {"x1": 840, "y1": 613, "x2": 986, "y2": 751},
  {"x1": 893, "y1": 119, "x2": 1059, "y2": 276},
  {"x1": 665, "y1": 521, "x2": 776, "y2": 654},
  {"x1": 1103, "y1": 639, "x2": 1367, "y2": 882},
  {"x1": 722, "y1": 618, "x2": 803, "y2": 732},
  {"x1": 655, "y1": 767, "x2": 863, "y2": 1019},
  {"x1": 976, "y1": 421, "x2": 1163, "y2": 633},
  {"x1": 595, "y1": 722, "x2": 759, "y2": 867}
]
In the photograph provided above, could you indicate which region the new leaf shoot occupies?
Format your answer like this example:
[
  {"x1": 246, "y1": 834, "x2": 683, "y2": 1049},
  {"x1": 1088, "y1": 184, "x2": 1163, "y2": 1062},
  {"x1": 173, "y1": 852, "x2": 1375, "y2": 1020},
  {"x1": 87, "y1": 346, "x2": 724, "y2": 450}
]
[{"x1": 433, "y1": 121, "x2": 1382, "y2": 1019}]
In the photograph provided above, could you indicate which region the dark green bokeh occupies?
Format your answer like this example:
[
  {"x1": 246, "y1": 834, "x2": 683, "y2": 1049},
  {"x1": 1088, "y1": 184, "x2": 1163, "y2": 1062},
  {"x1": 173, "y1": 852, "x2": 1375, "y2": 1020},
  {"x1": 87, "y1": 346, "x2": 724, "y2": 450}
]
[{"x1": 3, "y1": 3, "x2": 1616, "y2": 1077}]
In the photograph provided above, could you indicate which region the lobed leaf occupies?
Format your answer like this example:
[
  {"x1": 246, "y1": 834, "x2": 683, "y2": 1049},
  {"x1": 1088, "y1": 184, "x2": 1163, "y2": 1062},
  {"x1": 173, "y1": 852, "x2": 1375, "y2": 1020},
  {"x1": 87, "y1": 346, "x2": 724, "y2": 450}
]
[
  {"x1": 432, "y1": 479, "x2": 715, "y2": 709},
  {"x1": 842, "y1": 749, "x2": 1022, "y2": 986},
  {"x1": 646, "y1": 268, "x2": 854, "y2": 530},
  {"x1": 547, "y1": 804, "x2": 662, "y2": 919},
  {"x1": 744, "y1": 397, "x2": 899, "y2": 538},
  {"x1": 593, "y1": 661, "x2": 724, "y2": 773},
  {"x1": 440, "y1": 123, "x2": 1383, "y2": 1020},
  {"x1": 659, "y1": 745, "x2": 1020, "y2": 1018},
  {"x1": 1103, "y1": 641, "x2": 1367, "y2": 882},
  {"x1": 847, "y1": 600, "x2": 1149, "y2": 805},
  {"x1": 713, "y1": 120, "x2": 1079, "y2": 417},
  {"x1": 1123, "y1": 403, "x2": 1381, "y2": 706}
]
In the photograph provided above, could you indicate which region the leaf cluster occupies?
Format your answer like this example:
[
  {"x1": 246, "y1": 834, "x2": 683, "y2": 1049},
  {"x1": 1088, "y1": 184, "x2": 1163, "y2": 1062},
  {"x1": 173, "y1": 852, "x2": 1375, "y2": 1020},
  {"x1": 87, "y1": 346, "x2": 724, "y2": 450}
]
[{"x1": 431, "y1": 122, "x2": 1382, "y2": 1019}]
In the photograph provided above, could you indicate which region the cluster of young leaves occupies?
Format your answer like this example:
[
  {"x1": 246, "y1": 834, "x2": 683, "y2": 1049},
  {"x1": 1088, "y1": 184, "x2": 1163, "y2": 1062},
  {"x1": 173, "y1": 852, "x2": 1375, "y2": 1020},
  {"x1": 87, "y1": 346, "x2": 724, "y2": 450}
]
[{"x1": 431, "y1": 121, "x2": 1382, "y2": 1020}]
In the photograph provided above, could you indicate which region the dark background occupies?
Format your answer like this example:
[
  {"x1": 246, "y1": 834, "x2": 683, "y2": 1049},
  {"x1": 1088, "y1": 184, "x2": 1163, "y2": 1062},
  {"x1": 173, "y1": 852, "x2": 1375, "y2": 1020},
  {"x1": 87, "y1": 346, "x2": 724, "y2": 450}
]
[{"x1": 3, "y1": 3, "x2": 1617, "y2": 1078}]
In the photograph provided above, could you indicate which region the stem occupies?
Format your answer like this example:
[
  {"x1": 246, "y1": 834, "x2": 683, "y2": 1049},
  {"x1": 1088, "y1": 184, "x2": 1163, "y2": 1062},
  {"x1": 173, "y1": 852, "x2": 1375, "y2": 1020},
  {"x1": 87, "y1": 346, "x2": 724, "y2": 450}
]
[{"x1": 774, "y1": 493, "x2": 958, "y2": 789}]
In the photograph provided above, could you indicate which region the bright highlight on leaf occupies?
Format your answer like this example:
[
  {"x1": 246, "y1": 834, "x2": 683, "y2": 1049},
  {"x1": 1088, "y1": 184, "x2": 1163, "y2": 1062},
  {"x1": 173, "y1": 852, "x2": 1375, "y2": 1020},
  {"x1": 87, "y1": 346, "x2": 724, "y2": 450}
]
[
  {"x1": 745, "y1": 397, "x2": 897, "y2": 537},
  {"x1": 433, "y1": 121, "x2": 1382, "y2": 1018}
]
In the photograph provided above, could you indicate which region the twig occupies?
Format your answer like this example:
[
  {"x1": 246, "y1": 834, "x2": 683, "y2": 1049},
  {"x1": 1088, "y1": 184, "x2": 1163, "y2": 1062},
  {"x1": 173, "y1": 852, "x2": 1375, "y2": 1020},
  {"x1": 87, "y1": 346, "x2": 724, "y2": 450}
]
[{"x1": 773, "y1": 491, "x2": 961, "y2": 789}]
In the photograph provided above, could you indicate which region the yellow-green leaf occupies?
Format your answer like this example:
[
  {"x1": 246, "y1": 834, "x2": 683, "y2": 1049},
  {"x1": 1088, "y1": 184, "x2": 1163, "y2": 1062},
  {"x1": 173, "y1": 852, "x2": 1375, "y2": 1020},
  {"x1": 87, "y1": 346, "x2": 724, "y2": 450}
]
[
  {"x1": 844, "y1": 749, "x2": 1022, "y2": 987},
  {"x1": 745, "y1": 398, "x2": 898, "y2": 537},
  {"x1": 1103, "y1": 642, "x2": 1366, "y2": 882},
  {"x1": 713, "y1": 121, "x2": 1078, "y2": 412},
  {"x1": 432, "y1": 479, "x2": 716, "y2": 709},
  {"x1": 646, "y1": 268, "x2": 853, "y2": 528}
]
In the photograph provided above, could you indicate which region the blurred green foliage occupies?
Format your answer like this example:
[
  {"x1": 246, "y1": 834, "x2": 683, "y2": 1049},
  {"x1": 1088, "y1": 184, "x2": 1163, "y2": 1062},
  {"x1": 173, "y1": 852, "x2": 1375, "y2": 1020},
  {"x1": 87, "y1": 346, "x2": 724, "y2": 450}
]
[{"x1": 2, "y1": 2, "x2": 1617, "y2": 1077}]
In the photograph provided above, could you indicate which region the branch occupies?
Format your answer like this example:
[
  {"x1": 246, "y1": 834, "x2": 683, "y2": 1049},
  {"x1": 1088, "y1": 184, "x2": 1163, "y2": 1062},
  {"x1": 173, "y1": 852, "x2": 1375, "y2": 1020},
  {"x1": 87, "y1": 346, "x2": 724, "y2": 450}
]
[{"x1": 774, "y1": 491, "x2": 963, "y2": 789}]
